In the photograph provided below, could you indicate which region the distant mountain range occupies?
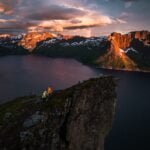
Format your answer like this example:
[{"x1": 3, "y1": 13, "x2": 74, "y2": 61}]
[{"x1": 0, "y1": 31, "x2": 150, "y2": 72}]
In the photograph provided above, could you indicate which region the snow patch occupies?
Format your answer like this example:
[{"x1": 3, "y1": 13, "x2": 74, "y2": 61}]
[
  {"x1": 125, "y1": 47, "x2": 138, "y2": 54},
  {"x1": 119, "y1": 49, "x2": 125, "y2": 53}
]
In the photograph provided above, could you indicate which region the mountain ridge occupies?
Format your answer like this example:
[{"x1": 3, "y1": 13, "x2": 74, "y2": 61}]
[
  {"x1": 97, "y1": 35, "x2": 138, "y2": 70},
  {"x1": 0, "y1": 30, "x2": 150, "y2": 72}
]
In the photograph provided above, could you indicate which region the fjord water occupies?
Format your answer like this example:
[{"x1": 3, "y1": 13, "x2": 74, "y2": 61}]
[
  {"x1": 0, "y1": 55, "x2": 150, "y2": 150},
  {"x1": 0, "y1": 55, "x2": 97, "y2": 103}
]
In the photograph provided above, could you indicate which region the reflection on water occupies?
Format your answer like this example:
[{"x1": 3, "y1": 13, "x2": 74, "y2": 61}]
[
  {"x1": 0, "y1": 55, "x2": 150, "y2": 150},
  {"x1": 0, "y1": 55, "x2": 97, "y2": 103}
]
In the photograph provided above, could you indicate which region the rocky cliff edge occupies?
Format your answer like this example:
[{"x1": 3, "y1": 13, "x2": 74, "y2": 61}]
[{"x1": 0, "y1": 76, "x2": 117, "y2": 150}]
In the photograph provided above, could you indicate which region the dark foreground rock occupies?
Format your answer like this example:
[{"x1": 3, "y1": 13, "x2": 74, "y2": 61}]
[{"x1": 0, "y1": 76, "x2": 117, "y2": 150}]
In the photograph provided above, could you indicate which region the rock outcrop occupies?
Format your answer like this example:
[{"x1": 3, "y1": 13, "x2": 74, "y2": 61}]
[
  {"x1": 97, "y1": 34, "x2": 138, "y2": 70},
  {"x1": 18, "y1": 32, "x2": 55, "y2": 51},
  {"x1": 0, "y1": 76, "x2": 117, "y2": 150},
  {"x1": 110, "y1": 32, "x2": 131, "y2": 49},
  {"x1": 96, "y1": 31, "x2": 150, "y2": 70},
  {"x1": 110, "y1": 31, "x2": 150, "y2": 49}
]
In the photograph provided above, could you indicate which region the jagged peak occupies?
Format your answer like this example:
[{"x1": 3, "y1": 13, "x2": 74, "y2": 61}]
[{"x1": 18, "y1": 32, "x2": 56, "y2": 51}]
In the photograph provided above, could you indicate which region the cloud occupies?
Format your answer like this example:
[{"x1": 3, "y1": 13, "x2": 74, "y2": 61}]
[
  {"x1": 115, "y1": 18, "x2": 127, "y2": 24},
  {"x1": 26, "y1": 5, "x2": 87, "y2": 20},
  {"x1": 64, "y1": 28, "x2": 92, "y2": 37},
  {"x1": 0, "y1": 2, "x2": 13, "y2": 14},
  {"x1": 0, "y1": 19, "x2": 38, "y2": 33},
  {"x1": 0, "y1": 0, "x2": 136, "y2": 35},
  {"x1": 122, "y1": 0, "x2": 138, "y2": 8},
  {"x1": 123, "y1": 0, "x2": 138, "y2": 1},
  {"x1": 64, "y1": 24, "x2": 100, "y2": 30},
  {"x1": 119, "y1": 12, "x2": 130, "y2": 19},
  {"x1": 125, "y1": 1, "x2": 132, "y2": 8},
  {"x1": 24, "y1": 12, "x2": 115, "y2": 32},
  {"x1": 116, "y1": 12, "x2": 131, "y2": 23},
  {"x1": 70, "y1": 19, "x2": 82, "y2": 24},
  {"x1": 0, "y1": 8, "x2": 125, "y2": 34},
  {"x1": 0, "y1": 0, "x2": 21, "y2": 15}
]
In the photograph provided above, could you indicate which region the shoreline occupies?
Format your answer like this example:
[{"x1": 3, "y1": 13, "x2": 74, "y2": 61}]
[
  {"x1": 95, "y1": 66, "x2": 150, "y2": 73},
  {"x1": 0, "y1": 54, "x2": 150, "y2": 73}
]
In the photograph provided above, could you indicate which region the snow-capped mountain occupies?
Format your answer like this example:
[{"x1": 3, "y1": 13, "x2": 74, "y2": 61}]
[{"x1": 0, "y1": 31, "x2": 150, "y2": 71}]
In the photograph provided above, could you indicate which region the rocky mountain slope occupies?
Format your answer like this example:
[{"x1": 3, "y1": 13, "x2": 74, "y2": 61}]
[
  {"x1": 0, "y1": 34, "x2": 28, "y2": 56},
  {"x1": 0, "y1": 76, "x2": 117, "y2": 150},
  {"x1": 0, "y1": 30, "x2": 150, "y2": 71},
  {"x1": 109, "y1": 31, "x2": 150, "y2": 49},
  {"x1": 103, "y1": 31, "x2": 150, "y2": 70},
  {"x1": 18, "y1": 32, "x2": 55, "y2": 51},
  {"x1": 97, "y1": 33, "x2": 138, "y2": 70}
]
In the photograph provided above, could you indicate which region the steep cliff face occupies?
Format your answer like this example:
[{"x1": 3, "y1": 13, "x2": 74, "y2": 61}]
[
  {"x1": 0, "y1": 76, "x2": 117, "y2": 150},
  {"x1": 130, "y1": 31, "x2": 150, "y2": 41},
  {"x1": 110, "y1": 31, "x2": 150, "y2": 49},
  {"x1": 98, "y1": 31, "x2": 150, "y2": 70},
  {"x1": 97, "y1": 35, "x2": 138, "y2": 70},
  {"x1": 110, "y1": 32, "x2": 131, "y2": 49}
]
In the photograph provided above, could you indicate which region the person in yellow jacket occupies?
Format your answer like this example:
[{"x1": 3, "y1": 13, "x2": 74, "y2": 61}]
[
  {"x1": 47, "y1": 87, "x2": 53, "y2": 96},
  {"x1": 42, "y1": 87, "x2": 53, "y2": 101}
]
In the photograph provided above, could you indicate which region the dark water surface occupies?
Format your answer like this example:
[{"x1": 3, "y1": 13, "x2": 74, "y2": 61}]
[
  {"x1": 0, "y1": 55, "x2": 97, "y2": 103},
  {"x1": 0, "y1": 55, "x2": 150, "y2": 150}
]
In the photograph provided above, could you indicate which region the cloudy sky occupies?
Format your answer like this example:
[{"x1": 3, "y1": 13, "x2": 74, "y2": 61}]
[{"x1": 0, "y1": 0, "x2": 150, "y2": 36}]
